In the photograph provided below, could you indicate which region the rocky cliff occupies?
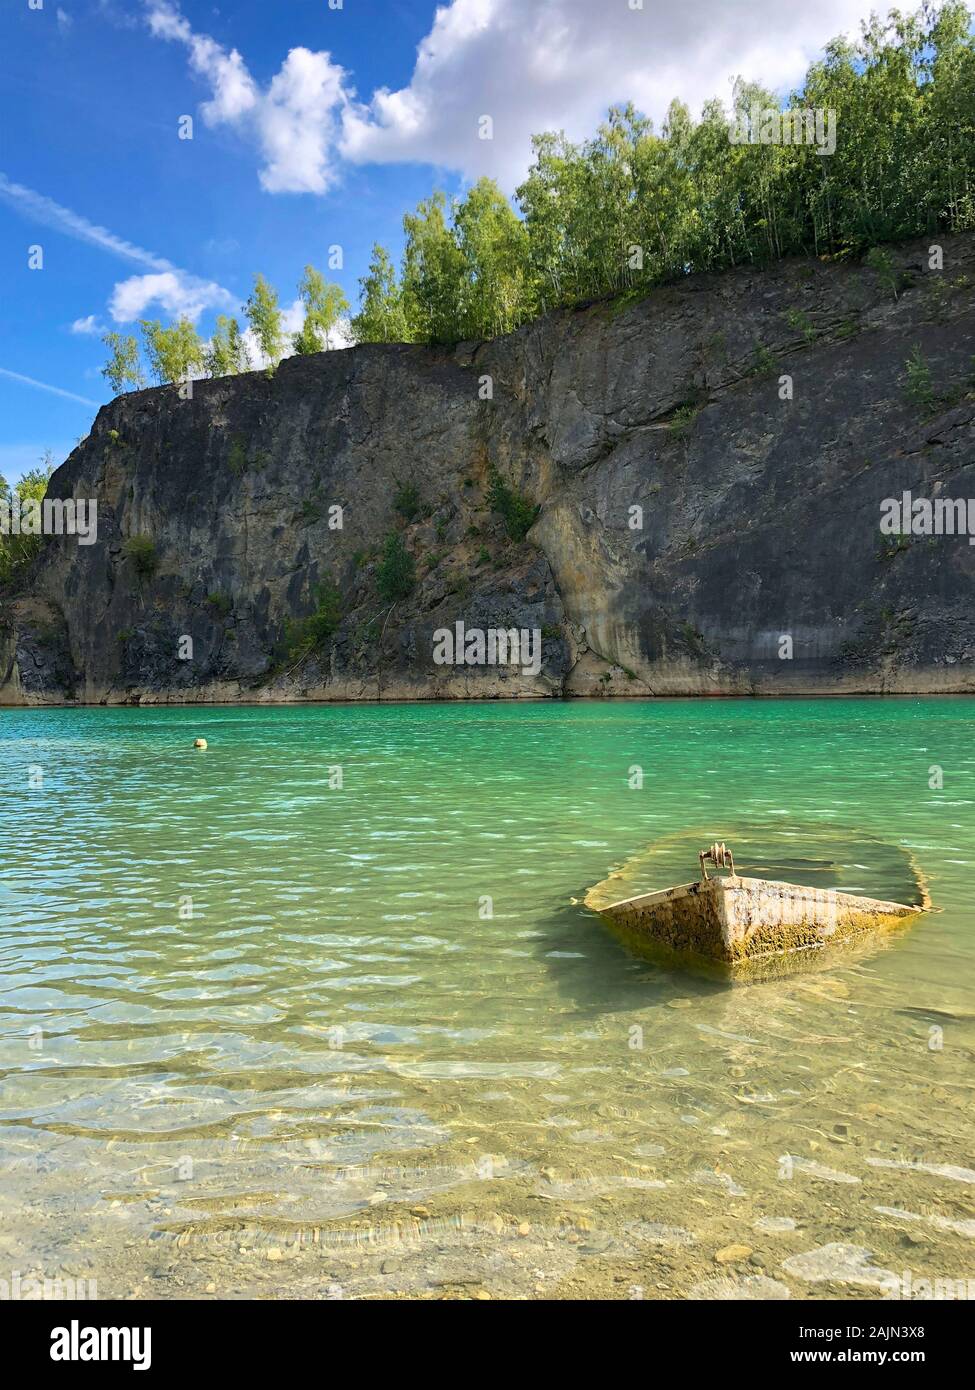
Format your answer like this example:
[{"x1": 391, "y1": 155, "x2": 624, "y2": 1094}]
[{"x1": 3, "y1": 234, "x2": 974, "y2": 704}]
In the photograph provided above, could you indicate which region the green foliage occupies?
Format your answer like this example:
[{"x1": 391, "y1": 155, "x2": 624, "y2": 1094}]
[
  {"x1": 878, "y1": 534, "x2": 912, "y2": 561},
  {"x1": 205, "y1": 316, "x2": 250, "y2": 377},
  {"x1": 207, "y1": 591, "x2": 233, "y2": 617},
  {"x1": 376, "y1": 531, "x2": 416, "y2": 602},
  {"x1": 227, "y1": 436, "x2": 249, "y2": 476},
  {"x1": 292, "y1": 265, "x2": 350, "y2": 354},
  {"x1": 393, "y1": 480, "x2": 421, "y2": 521},
  {"x1": 349, "y1": 244, "x2": 408, "y2": 344},
  {"x1": 0, "y1": 461, "x2": 52, "y2": 585},
  {"x1": 750, "y1": 344, "x2": 778, "y2": 376},
  {"x1": 669, "y1": 404, "x2": 699, "y2": 438},
  {"x1": 866, "y1": 247, "x2": 901, "y2": 299},
  {"x1": 486, "y1": 469, "x2": 539, "y2": 542},
  {"x1": 101, "y1": 333, "x2": 144, "y2": 394},
  {"x1": 401, "y1": 192, "x2": 468, "y2": 345},
  {"x1": 75, "y1": 4, "x2": 975, "y2": 401},
  {"x1": 784, "y1": 308, "x2": 817, "y2": 342},
  {"x1": 336, "y1": 4, "x2": 975, "y2": 346},
  {"x1": 139, "y1": 317, "x2": 205, "y2": 385},
  {"x1": 904, "y1": 344, "x2": 937, "y2": 412},
  {"x1": 244, "y1": 274, "x2": 285, "y2": 370},
  {"x1": 451, "y1": 574, "x2": 471, "y2": 601},
  {"x1": 452, "y1": 178, "x2": 532, "y2": 338},
  {"x1": 123, "y1": 534, "x2": 158, "y2": 580},
  {"x1": 284, "y1": 578, "x2": 342, "y2": 660}
]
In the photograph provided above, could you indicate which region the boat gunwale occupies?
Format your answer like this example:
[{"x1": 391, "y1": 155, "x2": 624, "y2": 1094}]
[{"x1": 593, "y1": 873, "x2": 924, "y2": 917}]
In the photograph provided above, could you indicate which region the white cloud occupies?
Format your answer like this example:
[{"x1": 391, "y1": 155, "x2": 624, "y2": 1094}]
[
  {"x1": 143, "y1": 0, "x2": 880, "y2": 195},
  {"x1": 56, "y1": 7, "x2": 73, "y2": 35},
  {"x1": 69, "y1": 314, "x2": 102, "y2": 335},
  {"x1": 341, "y1": 0, "x2": 881, "y2": 187},
  {"x1": 96, "y1": 0, "x2": 140, "y2": 31},
  {"x1": 145, "y1": 1, "x2": 349, "y2": 193},
  {"x1": 258, "y1": 48, "x2": 349, "y2": 194},
  {"x1": 146, "y1": 0, "x2": 258, "y2": 122},
  {"x1": 108, "y1": 270, "x2": 234, "y2": 324}
]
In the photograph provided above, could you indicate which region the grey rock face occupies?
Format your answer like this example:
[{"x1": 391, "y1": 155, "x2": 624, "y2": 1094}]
[{"x1": 2, "y1": 235, "x2": 973, "y2": 704}]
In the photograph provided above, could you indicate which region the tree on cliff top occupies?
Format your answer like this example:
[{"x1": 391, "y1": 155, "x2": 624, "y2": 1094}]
[
  {"x1": 350, "y1": 244, "x2": 408, "y2": 345},
  {"x1": 101, "y1": 333, "x2": 144, "y2": 395},
  {"x1": 291, "y1": 266, "x2": 350, "y2": 354},
  {"x1": 244, "y1": 274, "x2": 286, "y2": 370},
  {"x1": 205, "y1": 315, "x2": 250, "y2": 377},
  {"x1": 139, "y1": 317, "x2": 205, "y2": 386}
]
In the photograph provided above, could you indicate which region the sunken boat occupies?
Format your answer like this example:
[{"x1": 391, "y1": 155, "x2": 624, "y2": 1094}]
[{"x1": 583, "y1": 828, "x2": 932, "y2": 979}]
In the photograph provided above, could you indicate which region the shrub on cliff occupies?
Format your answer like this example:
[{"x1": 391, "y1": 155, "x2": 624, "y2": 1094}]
[
  {"x1": 393, "y1": 481, "x2": 422, "y2": 522},
  {"x1": 284, "y1": 578, "x2": 342, "y2": 660},
  {"x1": 904, "y1": 345, "x2": 938, "y2": 414},
  {"x1": 487, "y1": 470, "x2": 538, "y2": 542},
  {"x1": 377, "y1": 532, "x2": 416, "y2": 602},
  {"x1": 0, "y1": 464, "x2": 52, "y2": 585},
  {"x1": 122, "y1": 535, "x2": 159, "y2": 580}
]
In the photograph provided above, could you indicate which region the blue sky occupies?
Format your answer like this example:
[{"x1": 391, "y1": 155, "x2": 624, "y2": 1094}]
[{"x1": 0, "y1": 0, "x2": 884, "y2": 484}]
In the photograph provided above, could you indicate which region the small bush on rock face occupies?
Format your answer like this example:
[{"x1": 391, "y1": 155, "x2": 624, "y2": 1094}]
[
  {"x1": 377, "y1": 531, "x2": 416, "y2": 601},
  {"x1": 207, "y1": 591, "x2": 232, "y2": 616},
  {"x1": 284, "y1": 577, "x2": 342, "y2": 660},
  {"x1": 393, "y1": 480, "x2": 421, "y2": 521},
  {"x1": 750, "y1": 343, "x2": 778, "y2": 377},
  {"x1": 228, "y1": 436, "x2": 248, "y2": 476},
  {"x1": 668, "y1": 403, "x2": 699, "y2": 439},
  {"x1": 904, "y1": 344, "x2": 937, "y2": 414},
  {"x1": 486, "y1": 469, "x2": 538, "y2": 542},
  {"x1": 866, "y1": 246, "x2": 899, "y2": 298},
  {"x1": 784, "y1": 308, "x2": 817, "y2": 343},
  {"x1": 123, "y1": 535, "x2": 158, "y2": 579}
]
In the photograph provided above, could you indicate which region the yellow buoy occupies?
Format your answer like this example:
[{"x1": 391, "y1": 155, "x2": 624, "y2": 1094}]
[{"x1": 194, "y1": 738, "x2": 208, "y2": 750}]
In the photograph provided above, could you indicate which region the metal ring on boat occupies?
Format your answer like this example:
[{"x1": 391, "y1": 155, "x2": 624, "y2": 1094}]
[{"x1": 699, "y1": 841, "x2": 735, "y2": 880}]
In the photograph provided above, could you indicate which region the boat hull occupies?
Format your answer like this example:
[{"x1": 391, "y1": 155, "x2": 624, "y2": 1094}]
[{"x1": 588, "y1": 874, "x2": 923, "y2": 975}]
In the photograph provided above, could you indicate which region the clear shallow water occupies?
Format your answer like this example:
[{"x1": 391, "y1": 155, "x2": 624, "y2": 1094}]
[{"x1": 1, "y1": 698, "x2": 973, "y2": 1301}]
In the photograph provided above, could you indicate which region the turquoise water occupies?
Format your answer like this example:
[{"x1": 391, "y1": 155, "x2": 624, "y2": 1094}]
[{"x1": 1, "y1": 698, "x2": 973, "y2": 1300}]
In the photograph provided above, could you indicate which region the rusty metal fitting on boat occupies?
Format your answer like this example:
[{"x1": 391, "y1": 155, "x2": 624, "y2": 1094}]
[{"x1": 699, "y1": 841, "x2": 735, "y2": 880}]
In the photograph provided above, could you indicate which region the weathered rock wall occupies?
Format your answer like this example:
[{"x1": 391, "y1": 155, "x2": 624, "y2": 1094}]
[{"x1": 2, "y1": 234, "x2": 973, "y2": 703}]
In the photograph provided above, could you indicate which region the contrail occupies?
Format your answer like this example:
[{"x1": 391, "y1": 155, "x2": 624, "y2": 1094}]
[
  {"x1": 0, "y1": 368, "x2": 101, "y2": 409},
  {"x1": 0, "y1": 172, "x2": 174, "y2": 273}
]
